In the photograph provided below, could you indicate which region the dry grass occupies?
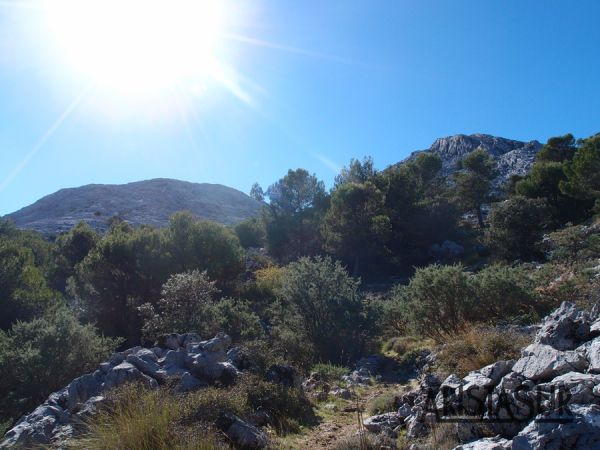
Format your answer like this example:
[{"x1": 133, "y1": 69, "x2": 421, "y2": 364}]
[
  {"x1": 68, "y1": 384, "x2": 227, "y2": 450},
  {"x1": 68, "y1": 374, "x2": 315, "y2": 449},
  {"x1": 436, "y1": 327, "x2": 530, "y2": 377}
]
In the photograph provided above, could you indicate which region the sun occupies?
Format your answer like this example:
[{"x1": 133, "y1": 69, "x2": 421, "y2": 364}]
[{"x1": 46, "y1": 0, "x2": 227, "y2": 96}]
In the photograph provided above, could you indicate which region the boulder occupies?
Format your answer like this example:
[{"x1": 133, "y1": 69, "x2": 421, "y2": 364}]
[
  {"x1": 512, "y1": 343, "x2": 587, "y2": 381},
  {"x1": 66, "y1": 373, "x2": 103, "y2": 412},
  {"x1": 200, "y1": 332, "x2": 231, "y2": 354},
  {"x1": 363, "y1": 412, "x2": 402, "y2": 433},
  {"x1": 511, "y1": 404, "x2": 600, "y2": 449},
  {"x1": 159, "y1": 348, "x2": 188, "y2": 376},
  {"x1": 103, "y1": 362, "x2": 158, "y2": 390},
  {"x1": 582, "y1": 336, "x2": 600, "y2": 373},
  {"x1": 126, "y1": 354, "x2": 164, "y2": 382},
  {"x1": 215, "y1": 413, "x2": 268, "y2": 449},
  {"x1": 537, "y1": 371, "x2": 600, "y2": 406},
  {"x1": 478, "y1": 360, "x2": 515, "y2": 384},
  {"x1": 178, "y1": 372, "x2": 208, "y2": 392},
  {"x1": 534, "y1": 302, "x2": 592, "y2": 351},
  {"x1": 453, "y1": 436, "x2": 512, "y2": 450},
  {"x1": 0, "y1": 405, "x2": 61, "y2": 448}
]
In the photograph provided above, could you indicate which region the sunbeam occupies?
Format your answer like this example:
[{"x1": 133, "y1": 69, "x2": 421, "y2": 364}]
[{"x1": 0, "y1": 85, "x2": 92, "y2": 193}]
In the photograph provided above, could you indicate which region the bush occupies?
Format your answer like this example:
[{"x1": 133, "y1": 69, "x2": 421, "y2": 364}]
[
  {"x1": 214, "y1": 298, "x2": 264, "y2": 342},
  {"x1": 473, "y1": 264, "x2": 543, "y2": 323},
  {"x1": 382, "y1": 336, "x2": 434, "y2": 366},
  {"x1": 138, "y1": 270, "x2": 220, "y2": 341},
  {"x1": 236, "y1": 374, "x2": 315, "y2": 434},
  {"x1": 311, "y1": 363, "x2": 349, "y2": 383},
  {"x1": 273, "y1": 256, "x2": 372, "y2": 365},
  {"x1": 485, "y1": 196, "x2": 550, "y2": 260},
  {"x1": 391, "y1": 264, "x2": 476, "y2": 342},
  {"x1": 0, "y1": 308, "x2": 119, "y2": 424},
  {"x1": 436, "y1": 327, "x2": 530, "y2": 377},
  {"x1": 390, "y1": 264, "x2": 541, "y2": 343},
  {"x1": 367, "y1": 393, "x2": 399, "y2": 415}
]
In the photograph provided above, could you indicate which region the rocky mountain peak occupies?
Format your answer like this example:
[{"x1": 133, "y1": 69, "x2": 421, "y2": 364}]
[{"x1": 407, "y1": 133, "x2": 542, "y2": 187}]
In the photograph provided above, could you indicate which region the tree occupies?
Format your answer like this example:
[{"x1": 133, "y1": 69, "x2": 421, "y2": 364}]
[
  {"x1": 249, "y1": 183, "x2": 265, "y2": 202},
  {"x1": 453, "y1": 148, "x2": 498, "y2": 228},
  {"x1": 72, "y1": 223, "x2": 171, "y2": 343},
  {"x1": 377, "y1": 153, "x2": 459, "y2": 269},
  {"x1": 0, "y1": 240, "x2": 59, "y2": 329},
  {"x1": 513, "y1": 134, "x2": 589, "y2": 224},
  {"x1": 561, "y1": 134, "x2": 600, "y2": 206},
  {"x1": 321, "y1": 182, "x2": 390, "y2": 275},
  {"x1": 334, "y1": 156, "x2": 377, "y2": 188},
  {"x1": 264, "y1": 169, "x2": 328, "y2": 261},
  {"x1": 51, "y1": 221, "x2": 99, "y2": 291},
  {"x1": 485, "y1": 196, "x2": 550, "y2": 260},
  {"x1": 167, "y1": 212, "x2": 245, "y2": 283},
  {"x1": 234, "y1": 218, "x2": 265, "y2": 249},
  {"x1": 274, "y1": 256, "x2": 371, "y2": 365},
  {"x1": 536, "y1": 133, "x2": 577, "y2": 163}
]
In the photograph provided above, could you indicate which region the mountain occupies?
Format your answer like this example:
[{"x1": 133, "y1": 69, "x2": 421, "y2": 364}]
[
  {"x1": 401, "y1": 133, "x2": 542, "y2": 187},
  {"x1": 6, "y1": 179, "x2": 262, "y2": 236}
]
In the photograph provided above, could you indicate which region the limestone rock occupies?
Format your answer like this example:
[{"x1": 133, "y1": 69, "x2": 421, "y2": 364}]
[
  {"x1": 511, "y1": 404, "x2": 600, "y2": 449},
  {"x1": 215, "y1": 413, "x2": 268, "y2": 449},
  {"x1": 512, "y1": 343, "x2": 587, "y2": 381},
  {"x1": 534, "y1": 302, "x2": 592, "y2": 351},
  {"x1": 454, "y1": 436, "x2": 512, "y2": 450}
]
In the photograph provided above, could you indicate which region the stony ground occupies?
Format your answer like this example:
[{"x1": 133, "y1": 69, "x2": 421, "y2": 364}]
[{"x1": 274, "y1": 383, "x2": 405, "y2": 450}]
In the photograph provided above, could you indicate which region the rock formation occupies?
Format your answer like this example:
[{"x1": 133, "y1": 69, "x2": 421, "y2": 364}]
[
  {"x1": 362, "y1": 301, "x2": 600, "y2": 449},
  {"x1": 0, "y1": 332, "x2": 268, "y2": 449},
  {"x1": 399, "y1": 134, "x2": 542, "y2": 189}
]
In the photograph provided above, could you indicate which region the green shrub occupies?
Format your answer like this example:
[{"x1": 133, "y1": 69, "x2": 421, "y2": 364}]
[
  {"x1": 382, "y1": 336, "x2": 434, "y2": 366},
  {"x1": 367, "y1": 393, "x2": 399, "y2": 415},
  {"x1": 311, "y1": 363, "x2": 349, "y2": 383},
  {"x1": 0, "y1": 307, "x2": 119, "y2": 424},
  {"x1": 473, "y1": 264, "x2": 543, "y2": 323},
  {"x1": 390, "y1": 264, "x2": 476, "y2": 342},
  {"x1": 273, "y1": 256, "x2": 373, "y2": 366},
  {"x1": 236, "y1": 373, "x2": 315, "y2": 434},
  {"x1": 138, "y1": 270, "x2": 220, "y2": 341},
  {"x1": 389, "y1": 264, "x2": 541, "y2": 343}
]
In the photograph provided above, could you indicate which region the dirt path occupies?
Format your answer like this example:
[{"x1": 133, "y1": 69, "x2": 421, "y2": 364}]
[{"x1": 274, "y1": 383, "x2": 405, "y2": 450}]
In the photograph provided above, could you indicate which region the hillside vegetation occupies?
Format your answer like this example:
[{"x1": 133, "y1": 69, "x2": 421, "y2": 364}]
[{"x1": 1, "y1": 132, "x2": 600, "y2": 448}]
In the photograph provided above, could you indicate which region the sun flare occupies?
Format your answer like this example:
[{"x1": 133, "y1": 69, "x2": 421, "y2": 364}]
[{"x1": 46, "y1": 0, "x2": 227, "y2": 95}]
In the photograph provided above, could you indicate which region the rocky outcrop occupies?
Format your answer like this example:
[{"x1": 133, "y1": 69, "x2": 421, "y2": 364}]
[
  {"x1": 399, "y1": 134, "x2": 542, "y2": 189},
  {"x1": 0, "y1": 332, "x2": 256, "y2": 449},
  {"x1": 6, "y1": 178, "x2": 262, "y2": 236},
  {"x1": 361, "y1": 302, "x2": 600, "y2": 450}
]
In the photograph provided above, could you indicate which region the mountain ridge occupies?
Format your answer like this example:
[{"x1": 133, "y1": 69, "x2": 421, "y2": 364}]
[{"x1": 5, "y1": 178, "x2": 262, "y2": 236}]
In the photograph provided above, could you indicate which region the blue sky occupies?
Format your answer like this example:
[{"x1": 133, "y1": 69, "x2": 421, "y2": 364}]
[{"x1": 1, "y1": 0, "x2": 599, "y2": 215}]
